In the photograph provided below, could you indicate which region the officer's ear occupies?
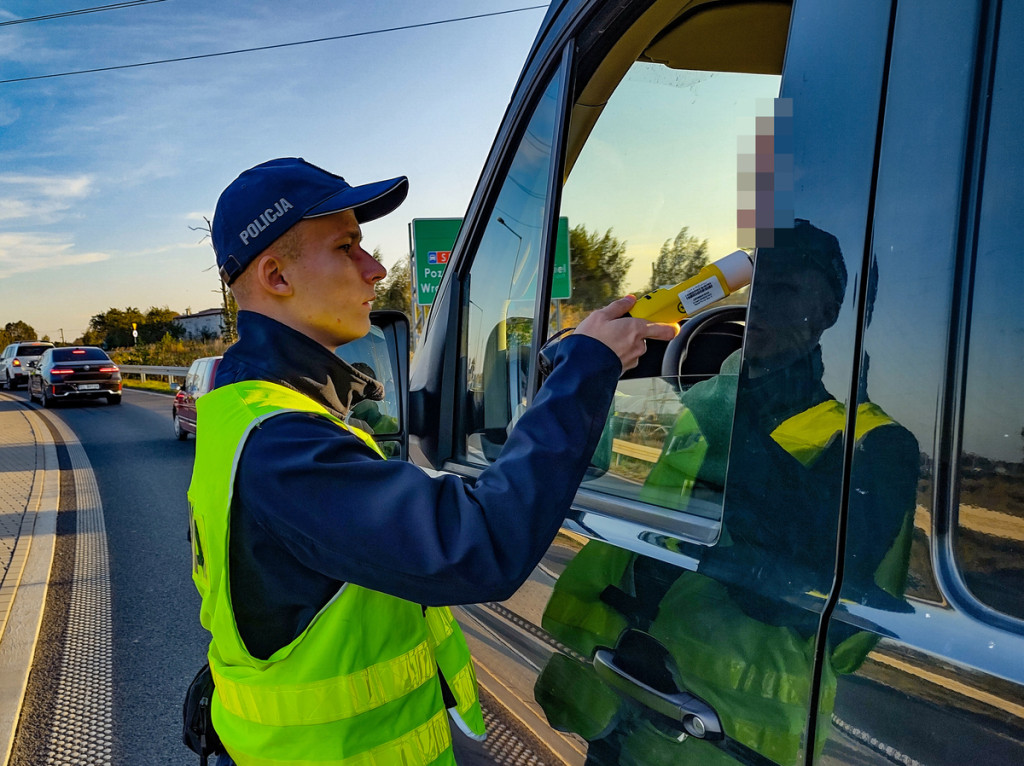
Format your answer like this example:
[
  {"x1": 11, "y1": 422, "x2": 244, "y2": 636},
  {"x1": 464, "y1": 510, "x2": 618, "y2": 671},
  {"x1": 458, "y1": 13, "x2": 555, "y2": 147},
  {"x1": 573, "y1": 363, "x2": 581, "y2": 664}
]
[{"x1": 251, "y1": 251, "x2": 294, "y2": 297}]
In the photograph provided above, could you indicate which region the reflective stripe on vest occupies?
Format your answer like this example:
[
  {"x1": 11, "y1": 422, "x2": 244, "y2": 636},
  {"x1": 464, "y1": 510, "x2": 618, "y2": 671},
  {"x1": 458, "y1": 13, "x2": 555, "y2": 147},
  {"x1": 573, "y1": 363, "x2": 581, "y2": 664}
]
[
  {"x1": 212, "y1": 639, "x2": 438, "y2": 726},
  {"x1": 187, "y1": 380, "x2": 484, "y2": 764},
  {"x1": 227, "y1": 709, "x2": 453, "y2": 766},
  {"x1": 425, "y1": 605, "x2": 485, "y2": 731}
]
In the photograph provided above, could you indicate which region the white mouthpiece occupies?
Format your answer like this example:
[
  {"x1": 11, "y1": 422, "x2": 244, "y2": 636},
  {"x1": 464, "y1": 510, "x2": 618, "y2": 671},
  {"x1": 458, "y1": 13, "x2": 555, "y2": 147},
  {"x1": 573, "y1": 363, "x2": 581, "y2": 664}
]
[{"x1": 716, "y1": 250, "x2": 754, "y2": 291}]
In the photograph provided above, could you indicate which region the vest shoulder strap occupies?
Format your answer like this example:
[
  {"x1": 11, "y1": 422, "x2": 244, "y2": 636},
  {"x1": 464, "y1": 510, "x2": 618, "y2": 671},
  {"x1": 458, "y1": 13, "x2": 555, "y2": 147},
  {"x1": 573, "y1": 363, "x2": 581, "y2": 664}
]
[{"x1": 202, "y1": 380, "x2": 385, "y2": 458}]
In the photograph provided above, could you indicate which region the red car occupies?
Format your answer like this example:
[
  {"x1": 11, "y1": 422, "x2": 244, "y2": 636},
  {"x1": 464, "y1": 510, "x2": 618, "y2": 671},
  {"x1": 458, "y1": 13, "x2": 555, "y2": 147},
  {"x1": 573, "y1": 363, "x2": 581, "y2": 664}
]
[{"x1": 173, "y1": 356, "x2": 221, "y2": 440}]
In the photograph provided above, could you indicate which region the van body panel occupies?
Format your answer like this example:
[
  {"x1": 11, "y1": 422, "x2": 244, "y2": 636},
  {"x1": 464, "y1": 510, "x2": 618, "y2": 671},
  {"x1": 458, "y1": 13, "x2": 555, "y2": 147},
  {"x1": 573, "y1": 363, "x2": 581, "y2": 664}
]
[{"x1": 409, "y1": 0, "x2": 1024, "y2": 763}]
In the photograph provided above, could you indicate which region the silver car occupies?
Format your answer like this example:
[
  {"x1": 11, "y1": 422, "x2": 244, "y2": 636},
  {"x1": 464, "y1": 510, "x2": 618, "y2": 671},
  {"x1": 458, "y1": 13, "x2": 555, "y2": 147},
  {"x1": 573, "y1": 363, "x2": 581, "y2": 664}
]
[{"x1": 1, "y1": 341, "x2": 54, "y2": 390}]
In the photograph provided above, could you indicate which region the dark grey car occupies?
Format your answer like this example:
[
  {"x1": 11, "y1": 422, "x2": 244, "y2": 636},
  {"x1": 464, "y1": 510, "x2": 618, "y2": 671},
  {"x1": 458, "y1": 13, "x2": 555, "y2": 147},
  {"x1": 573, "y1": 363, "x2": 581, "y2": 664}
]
[{"x1": 27, "y1": 346, "x2": 122, "y2": 406}]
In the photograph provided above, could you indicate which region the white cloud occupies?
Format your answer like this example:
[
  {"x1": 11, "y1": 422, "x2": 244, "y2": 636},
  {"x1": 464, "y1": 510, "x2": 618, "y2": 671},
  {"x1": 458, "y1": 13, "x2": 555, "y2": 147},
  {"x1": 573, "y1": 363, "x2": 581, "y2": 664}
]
[
  {"x1": 128, "y1": 240, "x2": 209, "y2": 257},
  {"x1": 0, "y1": 173, "x2": 93, "y2": 223},
  {"x1": 0, "y1": 198, "x2": 34, "y2": 221},
  {"x1": 0, "y1": 231, "x2": 109, "y2": 278},
  {"x1": 0, "y1": 173, "x2": 92, "y2": 198}
]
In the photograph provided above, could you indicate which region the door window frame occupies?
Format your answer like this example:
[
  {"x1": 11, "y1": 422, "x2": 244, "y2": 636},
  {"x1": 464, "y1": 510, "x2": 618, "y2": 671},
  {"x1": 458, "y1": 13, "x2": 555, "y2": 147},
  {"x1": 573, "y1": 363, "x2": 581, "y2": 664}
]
[{"x1": 439, "y1": 49, "x2": 575, "y2": 471}]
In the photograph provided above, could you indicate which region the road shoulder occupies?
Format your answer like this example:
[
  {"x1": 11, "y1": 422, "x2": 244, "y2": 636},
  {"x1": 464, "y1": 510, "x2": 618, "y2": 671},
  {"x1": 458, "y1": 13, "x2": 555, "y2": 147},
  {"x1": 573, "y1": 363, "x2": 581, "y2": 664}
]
[{"x1": 0, "y1": 399, "x2": 59, "y2": 766}]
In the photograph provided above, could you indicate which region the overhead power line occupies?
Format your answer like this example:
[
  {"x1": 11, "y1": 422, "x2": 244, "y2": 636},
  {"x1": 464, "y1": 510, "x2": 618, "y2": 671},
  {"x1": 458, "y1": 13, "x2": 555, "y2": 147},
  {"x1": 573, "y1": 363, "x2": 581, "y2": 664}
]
[
  {"x1": 0, "y1": 1, "x2": 165, "y2": 28},
  {"x1": 0, "y1": 4, "x2": 549, "y2": 85}
]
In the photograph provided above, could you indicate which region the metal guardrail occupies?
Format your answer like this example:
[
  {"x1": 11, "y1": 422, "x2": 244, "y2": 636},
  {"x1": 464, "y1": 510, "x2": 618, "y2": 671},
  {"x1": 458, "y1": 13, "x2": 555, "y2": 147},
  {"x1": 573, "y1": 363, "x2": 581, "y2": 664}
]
[{"x1": 118, "y1": 364, "x2": 188, "y2": 386}]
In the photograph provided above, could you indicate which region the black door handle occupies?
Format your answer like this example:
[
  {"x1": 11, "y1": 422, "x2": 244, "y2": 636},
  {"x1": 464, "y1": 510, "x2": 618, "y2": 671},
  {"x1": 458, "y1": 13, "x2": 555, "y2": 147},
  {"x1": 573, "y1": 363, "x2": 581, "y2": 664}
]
[{"x1": 593, "y1": 646, "x2": 724, "y2": 740}]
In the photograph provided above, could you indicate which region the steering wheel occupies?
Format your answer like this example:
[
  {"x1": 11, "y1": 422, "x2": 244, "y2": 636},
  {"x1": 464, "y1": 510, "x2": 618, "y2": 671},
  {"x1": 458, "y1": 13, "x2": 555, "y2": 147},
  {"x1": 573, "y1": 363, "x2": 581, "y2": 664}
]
[{"x1": 660, "y1": 305, "x2": 746, "y2": 390}]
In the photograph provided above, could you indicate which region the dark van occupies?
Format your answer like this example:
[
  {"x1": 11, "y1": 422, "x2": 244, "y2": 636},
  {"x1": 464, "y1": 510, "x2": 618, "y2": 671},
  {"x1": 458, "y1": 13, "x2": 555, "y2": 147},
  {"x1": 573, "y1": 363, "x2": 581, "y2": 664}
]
[{"x1": 368, "y1": 1, "x2": 1024, "y2": 763}]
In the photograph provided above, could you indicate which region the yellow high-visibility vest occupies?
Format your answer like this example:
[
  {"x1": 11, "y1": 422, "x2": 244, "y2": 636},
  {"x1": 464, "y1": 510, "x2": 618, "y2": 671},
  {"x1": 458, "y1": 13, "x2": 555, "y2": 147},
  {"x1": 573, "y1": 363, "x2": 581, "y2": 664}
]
[{"x1": 188, "y1": 380, "x2": 485, "y2": 765}]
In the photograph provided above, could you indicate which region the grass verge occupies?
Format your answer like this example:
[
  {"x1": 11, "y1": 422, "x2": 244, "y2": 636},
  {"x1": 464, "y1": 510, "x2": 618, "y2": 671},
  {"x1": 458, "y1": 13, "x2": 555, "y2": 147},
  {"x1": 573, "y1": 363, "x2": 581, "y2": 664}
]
[{"x1": 121, "y1": 378, "x2": 178, "y2": 395}]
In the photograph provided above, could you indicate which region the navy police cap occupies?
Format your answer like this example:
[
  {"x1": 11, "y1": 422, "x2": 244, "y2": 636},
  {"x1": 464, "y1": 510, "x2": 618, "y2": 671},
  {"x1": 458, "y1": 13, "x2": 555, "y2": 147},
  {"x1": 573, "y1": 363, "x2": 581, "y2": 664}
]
[{"x1": 212, "y1": 157, "x2": 408, "y2": 285}]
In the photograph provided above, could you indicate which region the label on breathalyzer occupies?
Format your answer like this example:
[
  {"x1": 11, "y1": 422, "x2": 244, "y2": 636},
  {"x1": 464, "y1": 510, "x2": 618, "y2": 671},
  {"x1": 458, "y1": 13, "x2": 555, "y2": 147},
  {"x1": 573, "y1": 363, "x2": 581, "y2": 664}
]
[{"x1": 678, "y1": 277, "x2": 725, "y2": 315}]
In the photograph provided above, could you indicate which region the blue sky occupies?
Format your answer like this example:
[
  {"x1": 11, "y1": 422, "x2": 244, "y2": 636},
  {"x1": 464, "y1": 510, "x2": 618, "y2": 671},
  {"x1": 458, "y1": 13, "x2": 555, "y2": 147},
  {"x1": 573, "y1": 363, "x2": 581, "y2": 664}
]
[{"x1": 0, "y1": 1, "x2": 549, "y2": 341}]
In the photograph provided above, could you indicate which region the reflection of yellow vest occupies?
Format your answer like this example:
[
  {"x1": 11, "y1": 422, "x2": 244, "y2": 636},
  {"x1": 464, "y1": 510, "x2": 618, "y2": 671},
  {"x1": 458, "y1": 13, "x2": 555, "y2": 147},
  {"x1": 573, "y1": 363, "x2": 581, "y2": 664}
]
[
  {"x1": 188, "y1": 381, "x2": 484, "y2": 765},
  {"x1": 539, "y1": 398, "x2": 910, "y2": 764},
  {"x1": 639, "y1": 407, "x2": 709, "y2": 511},
  {"x1": 775, "y1": 399, "x2": 914, "y2": 599}
]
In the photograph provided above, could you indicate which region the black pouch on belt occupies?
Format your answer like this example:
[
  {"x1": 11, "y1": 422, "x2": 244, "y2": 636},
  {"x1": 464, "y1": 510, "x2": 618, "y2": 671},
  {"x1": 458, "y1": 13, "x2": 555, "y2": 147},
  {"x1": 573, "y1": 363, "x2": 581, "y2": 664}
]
[{"x1": 182, "y1": 663, "x2": 224, "y2": 765}]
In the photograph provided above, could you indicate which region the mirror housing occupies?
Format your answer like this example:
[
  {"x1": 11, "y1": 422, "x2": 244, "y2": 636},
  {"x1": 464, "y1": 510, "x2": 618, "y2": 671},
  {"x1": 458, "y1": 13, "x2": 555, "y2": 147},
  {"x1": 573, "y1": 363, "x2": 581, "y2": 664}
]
[{"x1": 336, "y1": 310, "x2": 410, "y2": 461}]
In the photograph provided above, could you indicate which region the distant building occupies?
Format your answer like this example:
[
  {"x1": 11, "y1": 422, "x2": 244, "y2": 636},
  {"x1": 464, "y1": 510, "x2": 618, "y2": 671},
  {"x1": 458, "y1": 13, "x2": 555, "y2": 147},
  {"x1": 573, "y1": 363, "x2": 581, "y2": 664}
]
[{"x1": 173, "y1": 308, "x2": 225, "y2": 340}]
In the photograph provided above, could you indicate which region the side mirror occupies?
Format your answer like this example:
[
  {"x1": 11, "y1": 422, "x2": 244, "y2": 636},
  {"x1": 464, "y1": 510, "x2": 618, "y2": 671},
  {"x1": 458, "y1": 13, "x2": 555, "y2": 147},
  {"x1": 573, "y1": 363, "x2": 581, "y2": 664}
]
[{"x1": 336, "y1": 310, "x2": 409, "y2": 460}]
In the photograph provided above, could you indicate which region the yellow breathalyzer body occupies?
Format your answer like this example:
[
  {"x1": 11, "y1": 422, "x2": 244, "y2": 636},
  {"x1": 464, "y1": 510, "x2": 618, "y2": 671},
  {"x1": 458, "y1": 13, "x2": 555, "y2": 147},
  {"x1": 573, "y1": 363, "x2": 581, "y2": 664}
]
[{"x1": 630, "y1": 250, "x2": 753, "y2": 323}]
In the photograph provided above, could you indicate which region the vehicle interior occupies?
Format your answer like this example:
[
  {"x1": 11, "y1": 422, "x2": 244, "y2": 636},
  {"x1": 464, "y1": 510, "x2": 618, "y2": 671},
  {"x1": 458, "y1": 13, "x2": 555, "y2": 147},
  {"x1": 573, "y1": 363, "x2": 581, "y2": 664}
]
[
  {"x1": 564, "y1": 0, "x2": 791, "y2": 178},
  {"x1": 465, "y1": 0, "x2": 795, "y2": 523},
  {"x1": 559, "y1": 0, "x2": 792, "y2": 517}
]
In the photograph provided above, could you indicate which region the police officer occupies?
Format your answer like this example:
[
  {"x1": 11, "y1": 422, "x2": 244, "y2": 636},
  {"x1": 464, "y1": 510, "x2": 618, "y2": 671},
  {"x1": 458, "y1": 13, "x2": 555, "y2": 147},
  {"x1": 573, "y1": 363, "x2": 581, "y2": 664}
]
[{"x1": 188, "y1": 157, "x2": 678, "y2": 766}]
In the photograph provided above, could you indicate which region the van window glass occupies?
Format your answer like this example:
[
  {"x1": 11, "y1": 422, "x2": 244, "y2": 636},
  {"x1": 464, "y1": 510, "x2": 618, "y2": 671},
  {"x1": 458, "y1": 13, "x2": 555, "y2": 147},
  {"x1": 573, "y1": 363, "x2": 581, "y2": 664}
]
[
  {"x1": 461, "y1": 72, "x2": 563, "y2": 464},
  {"x1": 955, "y1": 0, "x2": 1024, "y2": 622},
  {"x1": 554, "y1": 9, "x2": 783, "y2": 519}
]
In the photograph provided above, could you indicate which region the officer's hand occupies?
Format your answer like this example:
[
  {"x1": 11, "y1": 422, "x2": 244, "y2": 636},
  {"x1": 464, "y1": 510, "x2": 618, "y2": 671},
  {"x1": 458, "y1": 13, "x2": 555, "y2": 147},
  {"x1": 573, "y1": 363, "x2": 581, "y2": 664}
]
[{"x1": 574, "y1": 296, "x2": 679, "y2": 372}]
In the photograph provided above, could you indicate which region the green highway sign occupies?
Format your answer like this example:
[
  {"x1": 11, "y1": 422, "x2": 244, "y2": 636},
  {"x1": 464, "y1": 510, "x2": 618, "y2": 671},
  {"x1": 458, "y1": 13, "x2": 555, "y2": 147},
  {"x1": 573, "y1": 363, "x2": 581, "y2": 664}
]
[
  {"x1": 551, "y1": 216, "x2": 571, "y2": 301},
  {"x1": 410, "y1": 218, "x2": 462, "y2": 306},
  {"x1": 410, "y1": 217, "x2": 572, "y2": 306}
]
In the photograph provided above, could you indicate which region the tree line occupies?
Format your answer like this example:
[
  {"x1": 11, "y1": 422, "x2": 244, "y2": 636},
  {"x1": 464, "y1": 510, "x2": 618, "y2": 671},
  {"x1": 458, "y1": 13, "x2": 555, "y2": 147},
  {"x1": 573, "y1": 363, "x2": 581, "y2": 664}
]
[
  {"x1": 1, "y1": 308, "x2": 192, "y2": 351},
  {"x1": 182, "y1": 219, "x2": 713, "y2": 326},
  {"x1": 0, "y1": 321, "x2": 41, "y2": 349},
  {"x1": 564, "y1": 223, "x2": 711, "y2": 311},
  {"x1": 370, "y1": 222, "x2": 716, "y2": 319},
  {"x1": 1, "y1": 221, "x2": 711, "y2": 352}
]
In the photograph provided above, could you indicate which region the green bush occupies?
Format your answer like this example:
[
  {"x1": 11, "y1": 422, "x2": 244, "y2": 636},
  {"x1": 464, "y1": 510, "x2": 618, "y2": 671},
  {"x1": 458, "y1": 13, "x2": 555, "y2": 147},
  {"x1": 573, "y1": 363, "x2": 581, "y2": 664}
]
[{"x1": 107, "y1": 335, "x2": 229, "y2": 367}]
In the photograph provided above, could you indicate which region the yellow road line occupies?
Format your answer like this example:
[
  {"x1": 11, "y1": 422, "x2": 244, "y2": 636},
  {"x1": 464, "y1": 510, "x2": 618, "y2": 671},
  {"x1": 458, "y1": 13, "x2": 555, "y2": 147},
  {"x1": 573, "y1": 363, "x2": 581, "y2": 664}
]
[
  {"x1": 869, "y1": 651, "x2": 1024, "y2": 719},
  {"x1": 914, "y1": 504, "x2": 1024, "y2": 542}
]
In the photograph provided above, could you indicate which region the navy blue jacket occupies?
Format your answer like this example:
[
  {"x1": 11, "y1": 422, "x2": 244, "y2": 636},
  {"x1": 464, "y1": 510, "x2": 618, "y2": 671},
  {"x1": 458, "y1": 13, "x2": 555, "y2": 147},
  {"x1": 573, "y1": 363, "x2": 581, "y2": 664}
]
[{"x1": 215, "y1": 311, "x2": 620, "y2": 659}]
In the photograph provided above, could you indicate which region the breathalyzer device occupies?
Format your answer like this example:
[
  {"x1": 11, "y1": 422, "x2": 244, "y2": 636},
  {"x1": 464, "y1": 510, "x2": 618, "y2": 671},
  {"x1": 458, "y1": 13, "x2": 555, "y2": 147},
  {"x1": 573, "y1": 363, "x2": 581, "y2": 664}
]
[{"x1": 630, "y1": 249, "x2": 753, "y2": 323}]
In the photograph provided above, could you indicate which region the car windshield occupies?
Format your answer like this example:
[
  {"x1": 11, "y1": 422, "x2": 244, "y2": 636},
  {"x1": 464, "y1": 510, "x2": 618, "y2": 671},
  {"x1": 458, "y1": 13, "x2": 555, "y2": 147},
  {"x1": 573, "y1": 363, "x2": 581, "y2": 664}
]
[
  {"x1": 52, "y1": 348, "x2": 110, "y2": 362},
  {"x1": 17, "y1": 345, "x2": 49, "y2": 356}
]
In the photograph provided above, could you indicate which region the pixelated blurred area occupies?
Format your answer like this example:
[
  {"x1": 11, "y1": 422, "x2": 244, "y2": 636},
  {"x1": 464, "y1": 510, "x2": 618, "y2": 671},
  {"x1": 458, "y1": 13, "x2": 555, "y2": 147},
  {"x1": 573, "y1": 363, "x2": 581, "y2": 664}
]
[{"x1": 737, "y1": 97, "x2": 793, "y2": 249}]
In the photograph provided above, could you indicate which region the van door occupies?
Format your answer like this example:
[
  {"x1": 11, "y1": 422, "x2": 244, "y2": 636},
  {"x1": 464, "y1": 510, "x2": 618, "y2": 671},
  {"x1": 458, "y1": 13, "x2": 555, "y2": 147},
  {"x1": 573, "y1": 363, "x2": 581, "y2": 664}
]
[
  {"x1": 819, "y1": 2, "x2": 1024, "y2": 763},
  {"x1": 412, "y1": 0, "x2": 898, "y2": 763}
]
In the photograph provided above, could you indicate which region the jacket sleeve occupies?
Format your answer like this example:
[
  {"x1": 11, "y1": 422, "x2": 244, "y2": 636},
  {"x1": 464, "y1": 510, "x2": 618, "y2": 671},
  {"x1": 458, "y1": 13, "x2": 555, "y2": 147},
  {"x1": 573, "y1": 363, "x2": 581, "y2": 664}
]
[{"x1": 235, "y1": 334, "x2": 621, "y2": 606}]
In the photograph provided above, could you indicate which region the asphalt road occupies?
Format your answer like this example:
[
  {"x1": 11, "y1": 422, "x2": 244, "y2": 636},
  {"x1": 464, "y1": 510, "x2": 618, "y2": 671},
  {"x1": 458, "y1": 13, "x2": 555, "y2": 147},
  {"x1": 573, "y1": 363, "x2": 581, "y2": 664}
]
[
  {"x1": 9, "y1": 386, "x2": 984, "y2": 766},
  {"x1": 6, "y1": 387, "x2": 502, "y2": 765},
  {"x1": 9, "y1": 388, "x2": 207, "y2": 764}
]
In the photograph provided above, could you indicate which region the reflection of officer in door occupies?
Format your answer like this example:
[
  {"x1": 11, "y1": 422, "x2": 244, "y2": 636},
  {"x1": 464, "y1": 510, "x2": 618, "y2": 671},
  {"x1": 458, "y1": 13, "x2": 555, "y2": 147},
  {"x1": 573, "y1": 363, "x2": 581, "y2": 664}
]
[{"x1": 535, "y1": 220, "x2": 919, "y2": 765}]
